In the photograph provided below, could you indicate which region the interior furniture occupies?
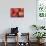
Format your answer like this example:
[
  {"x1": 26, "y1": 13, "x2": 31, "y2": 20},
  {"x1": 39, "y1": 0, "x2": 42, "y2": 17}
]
[
  {"x1": 4, "y1": 27, "x2": 19, "y2": 46},
  {"x1": 18, "y1": 33, "x2": 30, "y2": 46},
  {"x1": 4, "y1": 33, "x2": 18, "y2": 46}
]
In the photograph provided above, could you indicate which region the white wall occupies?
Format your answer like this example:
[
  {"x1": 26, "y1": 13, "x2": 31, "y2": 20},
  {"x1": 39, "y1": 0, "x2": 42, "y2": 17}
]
[{"x1": 0, "y1": 0, "x2": 36, "y2": 42}]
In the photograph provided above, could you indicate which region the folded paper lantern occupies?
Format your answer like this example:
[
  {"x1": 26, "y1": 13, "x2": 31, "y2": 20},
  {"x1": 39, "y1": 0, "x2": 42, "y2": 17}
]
[{"x1": 10, "y1": 8, "x2": 24, "y2": 17}]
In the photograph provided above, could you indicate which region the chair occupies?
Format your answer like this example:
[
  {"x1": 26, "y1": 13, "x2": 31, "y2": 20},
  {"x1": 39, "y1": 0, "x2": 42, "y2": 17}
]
[
  {"x1": 18, "y1": 33, "x2": 30, "y2": 46},
  {"x1": 4, "y1": 27, "x2": 19, "y2": 46}
]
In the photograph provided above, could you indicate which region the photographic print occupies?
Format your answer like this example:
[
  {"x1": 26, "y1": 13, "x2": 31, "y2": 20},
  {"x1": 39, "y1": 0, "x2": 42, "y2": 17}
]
[{"x1": 10, "y1": 8, "x2": 24, "y2": 17}]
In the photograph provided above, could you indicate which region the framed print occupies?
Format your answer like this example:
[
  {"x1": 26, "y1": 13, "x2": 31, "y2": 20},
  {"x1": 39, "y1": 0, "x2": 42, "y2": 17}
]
[
  {"x1": 10, "y1": 8, "x2": 24, "y2": 17},
  {"x1": 37, "y1": 0, "x2": 46, "y2": 18},
  {"x1": 36, "y1": 0, "x2": 46, "y2": 26}
]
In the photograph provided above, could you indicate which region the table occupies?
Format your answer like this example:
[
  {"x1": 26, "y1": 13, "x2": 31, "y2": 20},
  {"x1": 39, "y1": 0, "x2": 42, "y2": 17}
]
[
  {"x1": 4, "y1": 33, "x2": 18, "y2": 46},
  {"x1": 21, "y1": 33, "x2": 30, "y2": 46}
]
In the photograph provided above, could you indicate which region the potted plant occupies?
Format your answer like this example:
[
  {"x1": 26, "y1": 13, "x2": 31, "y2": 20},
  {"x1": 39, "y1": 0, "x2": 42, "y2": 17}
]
[
  {"x1": 32, "y1": 24, "x2": 45, "y2": 30},
  {"x1": 33, "y1": 32, "x2": 46, "y2": 43},
  {"x1": 40, "y1": 26, "x2": 45, "y2": 29},
  {"x1": 32, "y1": 25, "x2": 39, "y2": 30}
]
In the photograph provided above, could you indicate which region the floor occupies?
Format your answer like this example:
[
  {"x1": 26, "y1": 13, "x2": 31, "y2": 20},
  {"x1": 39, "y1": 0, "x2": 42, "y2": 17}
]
[{"x1": 0, "y1": 42, "x2": 46, "y2": 46}]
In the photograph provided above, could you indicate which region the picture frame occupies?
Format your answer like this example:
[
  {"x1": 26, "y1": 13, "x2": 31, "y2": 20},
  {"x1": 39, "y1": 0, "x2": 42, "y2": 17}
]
[{"x1": 10, "y1": 8, "x2": 24, "y2": 17}]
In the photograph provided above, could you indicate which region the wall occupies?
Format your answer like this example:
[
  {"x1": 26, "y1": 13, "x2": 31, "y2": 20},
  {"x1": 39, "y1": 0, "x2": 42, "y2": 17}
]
[{"x1": 0, "y1": 0, "x2": 36, "y2": 42}]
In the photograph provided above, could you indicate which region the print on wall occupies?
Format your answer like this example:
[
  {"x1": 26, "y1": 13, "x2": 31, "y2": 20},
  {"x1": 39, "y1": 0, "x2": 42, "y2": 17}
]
[
  {"x1": 37, "y1": 0, "x2": 46, "y2": 17},
  {"x1": 10, "y1": 8, "x2": 24, "y2": 17}
]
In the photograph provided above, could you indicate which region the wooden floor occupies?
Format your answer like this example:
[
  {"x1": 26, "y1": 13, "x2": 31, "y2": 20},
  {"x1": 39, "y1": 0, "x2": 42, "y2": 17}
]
[{"x1": 0, "y1": 42, "x2": 46, "y2": 46}]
